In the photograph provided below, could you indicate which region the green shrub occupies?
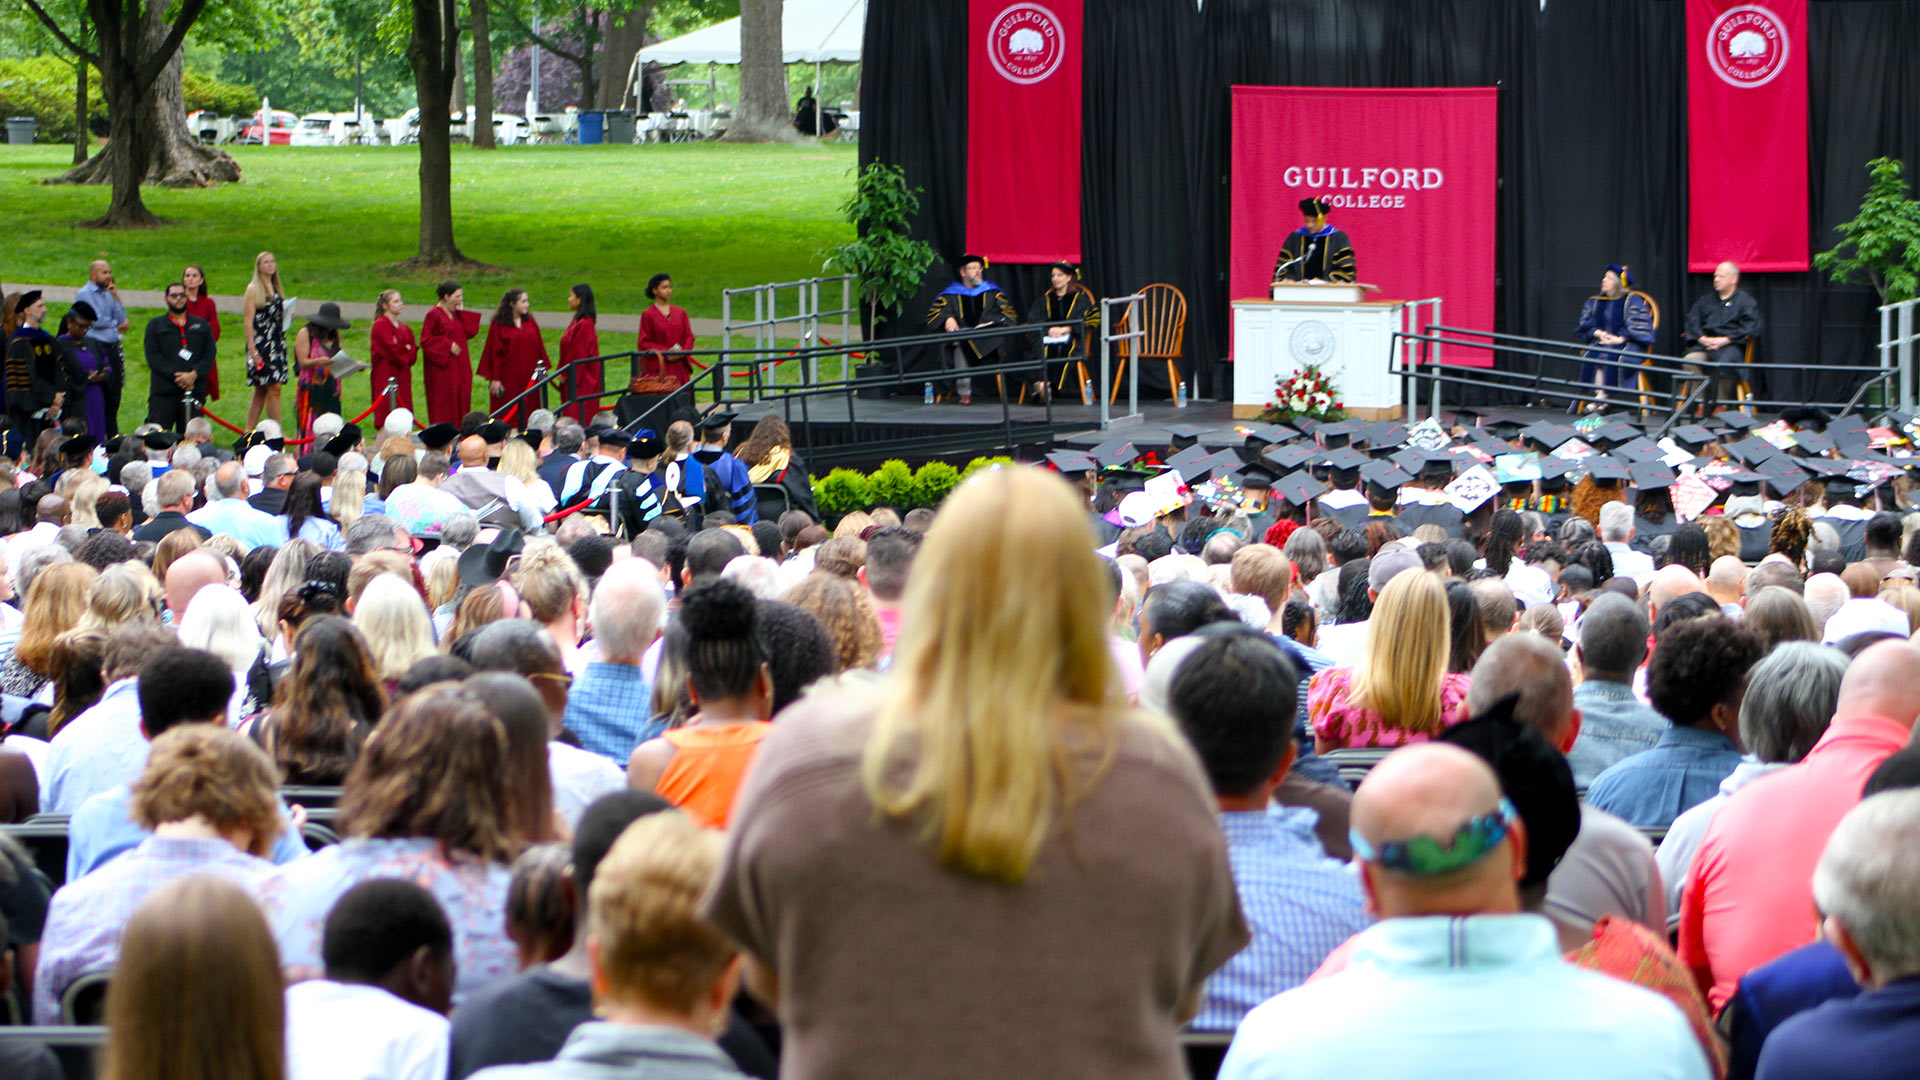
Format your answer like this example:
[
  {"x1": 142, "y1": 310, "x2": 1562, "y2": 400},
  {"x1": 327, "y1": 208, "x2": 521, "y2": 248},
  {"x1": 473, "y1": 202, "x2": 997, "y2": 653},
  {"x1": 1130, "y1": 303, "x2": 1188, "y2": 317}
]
[
  {"x1": 0, "y1": 58, "x2": 255, "y2": 142},
  {"x1": 867, "y1": 459, "x2": 915, "y2": 508},
  {"x1": 910, "y1": 460, "x2": 960, "y2": 507},
  {"x1": 812, "y1": 469, "x2": 871, "y2": 516},
  {"x1": 959, "y1": 455, "x2": 1015, "y2": 482}
]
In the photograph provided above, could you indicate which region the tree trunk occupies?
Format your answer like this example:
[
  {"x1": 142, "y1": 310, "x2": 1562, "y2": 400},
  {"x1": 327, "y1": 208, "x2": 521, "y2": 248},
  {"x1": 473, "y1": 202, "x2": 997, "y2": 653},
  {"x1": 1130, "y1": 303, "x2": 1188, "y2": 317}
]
[
  {"x1": 450, "y1": 42, "x2": 468, "y2": 116},
  {"x1": 725, "y1": 0, "x2": 798, "y2": 143},
  {"x1": 596, "y1": 4, "x2": 652, "y2": 110},
  {"x1": 407, "y1": 0, "x2": 470, "y2": 265},
  {"x1": 72, "y1": 57, "x2": 88, "y2": 165},
  {"x1": 51, "y1": 47, "x2": 238, "y2": 189},
  {"x1": 470, "y1": 0, "x2": 496, "y2": 149}
]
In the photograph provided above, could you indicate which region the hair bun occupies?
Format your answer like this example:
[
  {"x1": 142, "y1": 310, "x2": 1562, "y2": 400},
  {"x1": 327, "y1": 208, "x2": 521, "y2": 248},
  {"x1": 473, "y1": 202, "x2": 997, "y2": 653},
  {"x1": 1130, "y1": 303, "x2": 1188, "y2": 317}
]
[{"x1": 678, "y1": 579, "x2": 758, "y2": 642}]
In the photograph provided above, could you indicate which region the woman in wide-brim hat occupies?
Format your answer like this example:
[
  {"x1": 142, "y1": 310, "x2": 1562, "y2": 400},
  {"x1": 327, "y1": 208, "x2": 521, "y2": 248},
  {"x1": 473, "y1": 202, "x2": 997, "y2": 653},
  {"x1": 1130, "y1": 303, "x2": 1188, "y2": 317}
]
[{"x1": 294, "y1": 302, "x2": 353, "y2": 441}]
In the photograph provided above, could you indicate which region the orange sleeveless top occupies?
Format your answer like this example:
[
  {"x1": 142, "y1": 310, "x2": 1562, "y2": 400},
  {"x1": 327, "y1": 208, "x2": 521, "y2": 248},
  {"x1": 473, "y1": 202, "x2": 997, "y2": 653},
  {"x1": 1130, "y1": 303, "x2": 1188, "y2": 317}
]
[{"x1": 654, "y1": 721, "x2": 776, "y2": 829}]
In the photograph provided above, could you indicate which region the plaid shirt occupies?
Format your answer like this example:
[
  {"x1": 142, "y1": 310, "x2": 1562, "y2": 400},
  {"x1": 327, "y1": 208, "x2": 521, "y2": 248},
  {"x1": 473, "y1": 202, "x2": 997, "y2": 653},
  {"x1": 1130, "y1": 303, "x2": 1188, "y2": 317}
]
[
  {"x1": 1192, "y1": 806, "x2": 1371, "y2": 1032},
  {"x1": 562, "y1": 661, "x2": 655, "y2": 764},
  {"x1": 34, "y1": 835, "x2": 273, "y2": 1022}
]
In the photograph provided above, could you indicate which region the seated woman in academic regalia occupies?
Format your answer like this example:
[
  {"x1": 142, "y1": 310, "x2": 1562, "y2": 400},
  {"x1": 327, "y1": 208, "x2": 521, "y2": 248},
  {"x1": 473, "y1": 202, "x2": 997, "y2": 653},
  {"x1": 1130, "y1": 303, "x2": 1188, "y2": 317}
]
[
  {"x1": 1574, "y1": 263, "x2": 1655, "y2": 406},
  {"x1": 1273, "y1": 197, "x2": 1356, "y2": 284},
  {"x1": 1026, "y1": 262, "x2": 1099, "y2": 400}
]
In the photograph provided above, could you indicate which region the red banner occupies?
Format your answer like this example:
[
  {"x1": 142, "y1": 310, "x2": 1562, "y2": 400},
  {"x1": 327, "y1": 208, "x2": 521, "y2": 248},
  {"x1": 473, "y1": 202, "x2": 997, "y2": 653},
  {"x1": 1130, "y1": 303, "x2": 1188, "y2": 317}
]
[
  {"x1": 966, "y1": 0, "x2": 1082, "y2": 264},
  {"x1": 1687, "y1": 0, "x2": 1809, "y2": 271},
  {"x1": 1229, "y1": 86, "x2": 1498, "y2": 366}
]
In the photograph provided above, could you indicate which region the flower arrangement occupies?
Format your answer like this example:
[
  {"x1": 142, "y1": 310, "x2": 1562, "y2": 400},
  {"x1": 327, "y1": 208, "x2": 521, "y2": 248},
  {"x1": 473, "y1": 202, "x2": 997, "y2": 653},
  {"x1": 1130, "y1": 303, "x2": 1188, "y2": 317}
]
[{"x1": 1259, "y1": 363, "x2": 1346, "y2": 423}]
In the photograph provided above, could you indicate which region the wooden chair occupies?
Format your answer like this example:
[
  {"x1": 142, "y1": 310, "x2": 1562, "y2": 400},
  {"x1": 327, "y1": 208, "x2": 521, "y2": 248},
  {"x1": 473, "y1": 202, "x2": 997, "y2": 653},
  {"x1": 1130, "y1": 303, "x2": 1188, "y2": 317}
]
[
  {"x1": 1110, "y1": 283, "x2": 1188, "y2": 403},
  {"x1": 1735, "y1": 339, "x2": 1757, "y2": 412}
]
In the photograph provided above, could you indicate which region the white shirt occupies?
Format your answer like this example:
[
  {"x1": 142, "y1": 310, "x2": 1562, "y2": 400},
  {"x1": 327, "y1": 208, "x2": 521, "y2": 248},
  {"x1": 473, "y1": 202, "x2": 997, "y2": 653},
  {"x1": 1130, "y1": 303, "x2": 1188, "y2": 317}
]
[
  {"x1": 1314, "y1": 620, "x2": 1369, "y2": 668},
  {"x1": 1603, "y1": 541, "x2": 1657, "y2": 588},
  {"x1": 547, "y1": 740, "x2": 625, "y2": 829},
  {"x1": 4, "y1": 521, "x2": 61, "y2": 565},
  {"x1": 284, "y1": 979, "x2": 448, "y2": 1080}
]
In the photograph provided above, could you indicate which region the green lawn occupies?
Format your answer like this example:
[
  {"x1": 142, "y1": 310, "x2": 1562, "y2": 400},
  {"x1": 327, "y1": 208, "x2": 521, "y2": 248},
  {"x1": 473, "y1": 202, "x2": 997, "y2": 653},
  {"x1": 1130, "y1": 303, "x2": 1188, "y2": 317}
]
[
  {"x1": 2, "y1": 142, "x2": 857, "y2": 317},
  {"x1": 6, "y1": 141, "x2": 860, "y2": 434}
]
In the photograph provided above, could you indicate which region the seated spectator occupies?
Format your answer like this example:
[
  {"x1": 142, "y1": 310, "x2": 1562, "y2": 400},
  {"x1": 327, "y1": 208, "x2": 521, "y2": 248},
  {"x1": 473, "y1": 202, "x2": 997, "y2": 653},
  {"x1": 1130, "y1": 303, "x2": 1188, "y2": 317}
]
[
  {"x1": 1470, "y1": 576, "x2": 1519, "y2": 645},
  {"x1": 1464, "y1": 634, "x2": 1668, "y2": 941},
  {"x1": 1567, "y1": 593, "x2": 1667, "y2": 787},
  {"x1": 754, "y1": 599, "x2": 836, "y2": 716},
  {"x1": 39, "y1": 623, "x2": 174, "y2": 814},
  {"x1": 1587, "y1": 617, "x2": 1763, "y2": 829},
  {"x1": 702, "y1": 469, "x2": 1245, "y2": 1079},
  {"x1": 1600, "y1": 501, "x2": 1657, "y2": 587},
  {"x1": 175, "y1": 583, "x2": 271, "y2": 722},
  {"x1": 354, "y1": 574, "x2": 438, "y2": 699},
  {"x1": 96, "y1": 876, "x2": 285, "y2": 1080},
  {"x1": 464, "y1": 672, "x2": 562, "y2": 846},
  {"x1": 2, "y1": 561, "x2": 97, "y2": 700},
  {"x1": 859, "y1": 525, "x2": 921, "y2": 660},
  {"x1": 1744, "y1": 586, "x2": 1819, "y2": 650},
  {"x1": 1310, "y1": 569, "x2": 1471, "y2": 751},
  {"x1": 1656, "y1": 642, "x2": 1847, "y2": 924},
  {"x1": 1821, "y1": 594, "x2": 1910, "y2": 646},
  {"x1": 782, "y1": 571, "x2": 881, "y2": 672},
  {"x1": 468, "y1": 623, "x2": 624, "y2": 830},
  {"x1": 628, "y1": 581, "x2": 773, "y2": 829},
  {"x1": 1803, "y1": 572, "x2": 1850, "y2": 638},
  {"x1": 253, "y1": 615, "x2": 387, "y2": 785},
  {"x1": 286, "y1": 878, "x2": 454, "y2": 1080},
  {"x1": 562, "y1": 558, "x2": 666, "y2": 763},
  {"x1": 66, "y1": 645, "x2": 307, "y2": 880},
  {"x1": 1165, "y1": 629, "x2": 1368, "y2": 1031},
  {"x1": 1706, "y1": 556, "x2": 1747, "y2": 615},
  {"x1": 1137, "y1": 578, "x2": 1236, "y2": 667},
  {"x1": 1754, "y1": 790, "x2": 1920, "y2": 1080},
  {"x1": 468, "y1": 812, "x2": 748, "y2": 1080},
  {"x1": 1219, "y1": 743, "x2": 1709, "y2": 1080},
  {"x1": 1681, "y1": 641, "x2": 1920, "y2": 1012},
  {"x1": 1445, "y1": 579, "x2": 1486, "y2": 674},
  {"x1": 34, "y1": 724, "x2": 283, "y2": 1021},
  {"x1": 506, "y1": 844, "x2": 574, "y2": 971},
  {"x1": 260, "y1": 684, "x2": 520, "y2": 1004},
  {"x1": 450, "y1": 791, "x2": 775, "y2": 1079}
]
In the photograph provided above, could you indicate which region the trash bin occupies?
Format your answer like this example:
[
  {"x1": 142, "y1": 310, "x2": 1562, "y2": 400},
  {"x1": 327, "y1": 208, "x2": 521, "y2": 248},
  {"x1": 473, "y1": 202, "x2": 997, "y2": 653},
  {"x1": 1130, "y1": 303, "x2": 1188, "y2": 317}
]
[
  {"x1": 577, "y1": 110, "x2": 605, "y2": 145},
  {"x1": 603, "y1": 109, "x2": 636, "y2": 145},
  {"x1": 5, "y1": 118, "x2": 34, "y2": 146}
]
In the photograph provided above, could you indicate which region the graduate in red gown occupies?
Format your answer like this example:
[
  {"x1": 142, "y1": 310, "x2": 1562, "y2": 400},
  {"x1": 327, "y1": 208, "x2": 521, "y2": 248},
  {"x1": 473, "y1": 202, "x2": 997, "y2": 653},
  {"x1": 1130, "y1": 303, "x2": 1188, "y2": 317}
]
[
  {"x1": 183, "y1": 264, "x2": 220, "y2": 404},
  {"x1": 637, "y1": 273, "x2": 697, "y2": 385},
  {"x1": 558, "y1": 283, "x2": 602, "y2": 425},
  {"x1": 368, "y1": 288, "x2": 418, "y2": 427},
  {"x1": 479, "y1": 288, "x2": 551, "y2": 429},
  {"x1": 420, "y1": 281, "x2": 482, "y2": 425}
]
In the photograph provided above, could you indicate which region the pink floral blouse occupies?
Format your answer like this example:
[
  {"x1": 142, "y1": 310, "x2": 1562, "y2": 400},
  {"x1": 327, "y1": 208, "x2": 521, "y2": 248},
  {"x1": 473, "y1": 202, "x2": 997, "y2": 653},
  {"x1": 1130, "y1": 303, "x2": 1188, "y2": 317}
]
[{"x1": 1308, "y1": 668, "x2": 1474, "y2": 750}]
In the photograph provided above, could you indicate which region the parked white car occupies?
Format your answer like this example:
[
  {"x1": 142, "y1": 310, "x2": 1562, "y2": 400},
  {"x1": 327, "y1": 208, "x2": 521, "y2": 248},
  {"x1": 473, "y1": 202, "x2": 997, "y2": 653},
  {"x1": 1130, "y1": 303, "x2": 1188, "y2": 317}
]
[
  {"x1": 290, "y1": 113, "x2": 343, "y2": 146},
  {"x1": 184, "y1": 110, "x2": 237, "y2": 145}
]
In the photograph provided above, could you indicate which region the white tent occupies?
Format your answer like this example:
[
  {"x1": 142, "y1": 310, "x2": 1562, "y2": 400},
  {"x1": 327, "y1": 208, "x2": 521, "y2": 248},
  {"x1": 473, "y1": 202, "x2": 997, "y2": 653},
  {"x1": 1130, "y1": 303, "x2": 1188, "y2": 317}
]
[{"x1": 639, "y1": 0, "x2": 865, "y2": 66}]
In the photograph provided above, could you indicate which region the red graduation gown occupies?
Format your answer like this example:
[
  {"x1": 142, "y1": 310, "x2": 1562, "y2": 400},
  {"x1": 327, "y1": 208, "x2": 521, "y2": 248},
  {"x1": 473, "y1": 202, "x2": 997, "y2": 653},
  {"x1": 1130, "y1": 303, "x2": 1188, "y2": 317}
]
[
  {"x1": 184, "y1": 294, "x2": 221, "y2": 402},
  {"x1": 479, "y1": 316, "x2": 550, "y2": 428},
  {"x1": 558, "y1": 317, "x2": 602, "y2": 424},
  {"x1": 421, "y1": 306, "x2": 482, "y2": 424},
  {"x1": 369, "y1": 316, "x2": 418, "y2": 427},
  {"x1": 637, "y1": 304, "x2": 696, "y2": 384}
]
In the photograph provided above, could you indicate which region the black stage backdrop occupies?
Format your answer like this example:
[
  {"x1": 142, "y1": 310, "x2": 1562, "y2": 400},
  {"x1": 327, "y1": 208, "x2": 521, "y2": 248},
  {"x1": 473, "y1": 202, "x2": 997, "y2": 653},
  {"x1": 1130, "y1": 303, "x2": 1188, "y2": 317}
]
[{"x1": 859, "y1": 0, "x2": 1920, "y2": 406}]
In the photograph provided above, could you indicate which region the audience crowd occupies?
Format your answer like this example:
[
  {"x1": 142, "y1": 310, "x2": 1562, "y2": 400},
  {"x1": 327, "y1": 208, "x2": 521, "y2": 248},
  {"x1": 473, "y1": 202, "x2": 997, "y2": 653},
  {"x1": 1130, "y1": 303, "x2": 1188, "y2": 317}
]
[{"x1": 2, "y1": 402, "x2": 1920, "y2": 1080}]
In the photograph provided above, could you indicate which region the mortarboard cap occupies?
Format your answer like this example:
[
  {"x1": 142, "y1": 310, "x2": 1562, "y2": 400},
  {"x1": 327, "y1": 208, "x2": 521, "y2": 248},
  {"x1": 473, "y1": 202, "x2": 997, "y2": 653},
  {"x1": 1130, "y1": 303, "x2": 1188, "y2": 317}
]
[
  {"x1": 1716, "y1": 412, "x2": 1761, "y2": 431},
  {"x1": 1317, "y1": 447, "x2": 1369, "y2": 471},
  {"x1": 695, "y1": 410, "x2": 739, "y2": 432},
  {"x1": 1046, "y1": 450, "x2": 1097, "y2": 476},
  {"x1": 477, "y1": 420, "x2": 510, "y2": 444},
  {"x1": 1262, "y1": 443, "x2": 1317, "y2": 472},
  {"x1": 1670, "y1": 424, "x2": 1716, "y2": 449},
  {"x1": 1629, "y1": 462, "x2": 1676, "y2": 490},
  {"x1": 1089, "y1": 439, "x2": 1140, "y2": 469},
  {"x1": 1583, "y1": 456, "x2": 1632, "y2": 483},
  {"x1": 323, "y1": 432, "x2": 359, "y2": 457},
  {"x1": 61, "y1": 434, "x2": 97, "y2": 460},
  {"x1": 1271, "y1": 470, "x2": 1328, "y2": 506},
  {"x1": 1361, "y1": 461, "x2": 1413, "y2": 492},
  {"x1": 1792, "y1": 431, "x2": 1836, "y2": 456},
  {"x1": 142, "y1": 430, "x2": 179, "y2": 451}
]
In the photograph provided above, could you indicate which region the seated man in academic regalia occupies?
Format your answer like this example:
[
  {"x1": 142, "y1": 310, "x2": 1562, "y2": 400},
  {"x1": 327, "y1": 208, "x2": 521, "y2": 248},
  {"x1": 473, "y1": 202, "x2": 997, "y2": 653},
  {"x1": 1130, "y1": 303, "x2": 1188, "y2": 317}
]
[
  {"x1": 926, "y1": 254, "x2": 1019, "y2": 405},
  {"x1": 1681, "y1": 261, "x2": 1762, "y2": 412},
  {"x1": 1574, "y1": 264, "x2": 1655, "y2": 407},
  {"x1": 1272, "y1": 197, "x2": 1357, "y2": 285}
]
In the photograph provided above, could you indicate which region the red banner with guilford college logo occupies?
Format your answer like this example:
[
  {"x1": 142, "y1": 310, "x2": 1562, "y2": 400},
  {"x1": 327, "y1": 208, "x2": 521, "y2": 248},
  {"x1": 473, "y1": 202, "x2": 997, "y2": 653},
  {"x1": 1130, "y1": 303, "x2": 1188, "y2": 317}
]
[
  {"x1": 1228, "y1": 86, "x2": 1499, "y2": 366},
  {"x1": 966, "y1": 0, "x2": 1082, "y2": 264},
  {"x1": 1687, "y1": 0, "x2": 1809, "y2": 272}
]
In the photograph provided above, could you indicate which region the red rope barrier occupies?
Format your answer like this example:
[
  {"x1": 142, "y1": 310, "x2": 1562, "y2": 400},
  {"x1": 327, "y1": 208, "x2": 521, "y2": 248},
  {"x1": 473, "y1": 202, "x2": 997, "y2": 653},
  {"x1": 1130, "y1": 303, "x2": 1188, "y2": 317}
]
[
  {"x1": 201, "y1": 390, "x2": 387, "y2": 446},
  {"x1": 543, "y1": 494, "x2": 596, "y2": 523}
]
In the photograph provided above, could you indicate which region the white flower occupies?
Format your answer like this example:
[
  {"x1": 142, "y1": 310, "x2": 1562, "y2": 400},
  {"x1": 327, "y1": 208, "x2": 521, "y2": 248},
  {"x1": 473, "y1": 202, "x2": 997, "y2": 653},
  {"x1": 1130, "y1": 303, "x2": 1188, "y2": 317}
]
[
  {"x1": 1314, "y1": 393, "x2": 1330, "y2": 408},
  {"x1": 1290, "y1": 393, "x2": 1307, "y2": 409}
]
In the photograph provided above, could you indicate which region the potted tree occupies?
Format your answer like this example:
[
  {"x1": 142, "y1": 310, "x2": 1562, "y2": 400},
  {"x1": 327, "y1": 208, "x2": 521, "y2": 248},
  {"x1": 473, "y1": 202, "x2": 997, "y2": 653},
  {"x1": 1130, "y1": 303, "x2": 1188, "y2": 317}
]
[{"x1": 824, "y1": 162, "x2": 938, "y2": 396}]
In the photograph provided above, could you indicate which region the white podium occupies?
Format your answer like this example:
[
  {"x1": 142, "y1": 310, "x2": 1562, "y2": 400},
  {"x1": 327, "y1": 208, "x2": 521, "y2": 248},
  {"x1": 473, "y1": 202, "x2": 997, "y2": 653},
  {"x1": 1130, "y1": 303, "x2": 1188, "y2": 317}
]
[{"x1": 1232, "y1": 283, "x2": 1409, "y2": 420}]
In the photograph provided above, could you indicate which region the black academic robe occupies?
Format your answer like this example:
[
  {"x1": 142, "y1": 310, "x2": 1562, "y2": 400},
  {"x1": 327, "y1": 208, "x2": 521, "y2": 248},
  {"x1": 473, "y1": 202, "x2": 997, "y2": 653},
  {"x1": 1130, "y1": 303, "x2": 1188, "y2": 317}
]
[
  {"x1": 926, "y1": 283, "x2": 1019, "y2": 361},
  {"x1": 1027, "y1": 286, "x2": 1099, "y2": 362},
  {"x1": 1682, "y1": 289, "x2": 1763, "y2": 378},
  {"x1": 1273, "y1": 226, "x2": 1357, "y2": 284},
  {"x1": 4, "y1": 327, "x2": 64, "y2": 439}
]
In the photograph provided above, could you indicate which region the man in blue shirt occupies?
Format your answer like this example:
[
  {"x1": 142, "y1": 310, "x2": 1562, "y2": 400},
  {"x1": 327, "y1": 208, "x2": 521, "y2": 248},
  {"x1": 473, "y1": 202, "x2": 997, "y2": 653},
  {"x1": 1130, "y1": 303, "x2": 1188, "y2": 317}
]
[
  {"x1": 1220, "y1": 743, "x2": 1710, "y2": 1080},
  {"x1": 1756, "y1": 789, "x2": 1920, "y2": 1080},
  {"x1": 186, "y1": 461, "x2": 288, "y2": 551},
  {"x1": 1165, "y1": 629, "x2": 1369, "y2": 1031},
  {"x1": 66, "y1": 645, "x2": 306, "y2": 880},
  {"x1": 1586, "y1": 617, "x2": 1763, "y2": 830},
  {"x1": 1568, "y1": 593, "x2": 1668, "y2": 787},
  {"x1": 562, "y1": 559, "x2": 664, "y2": 763},
  {"x1": 73, "y1": 260, "x2": 128, "y2": 437}
]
